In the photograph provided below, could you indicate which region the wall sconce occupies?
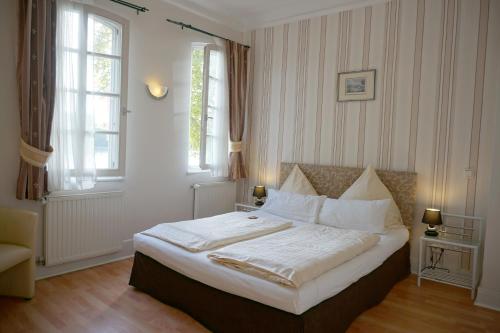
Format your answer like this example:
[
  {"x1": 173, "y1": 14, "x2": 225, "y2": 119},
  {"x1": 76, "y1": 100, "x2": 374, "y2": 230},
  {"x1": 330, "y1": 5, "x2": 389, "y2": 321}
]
[{"x1": 146, "y1": 83, "x2": 168, "y2": 100}]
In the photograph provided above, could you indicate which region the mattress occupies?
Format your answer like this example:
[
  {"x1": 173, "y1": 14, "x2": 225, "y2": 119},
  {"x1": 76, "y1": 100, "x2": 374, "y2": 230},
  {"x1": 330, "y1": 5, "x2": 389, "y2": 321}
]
[{"x1": 133, "y1": 211, "x2": 409, "y2": 315}]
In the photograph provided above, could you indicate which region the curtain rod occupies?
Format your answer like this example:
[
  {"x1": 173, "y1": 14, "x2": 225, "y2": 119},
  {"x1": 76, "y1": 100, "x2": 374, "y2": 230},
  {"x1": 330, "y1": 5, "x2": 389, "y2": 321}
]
[
  {"x1": 109, "y1": 0, "x2": 149, "y2": 14},
  {"x1": 166, "y1": 19, "x2": 250, "y2": 48}
]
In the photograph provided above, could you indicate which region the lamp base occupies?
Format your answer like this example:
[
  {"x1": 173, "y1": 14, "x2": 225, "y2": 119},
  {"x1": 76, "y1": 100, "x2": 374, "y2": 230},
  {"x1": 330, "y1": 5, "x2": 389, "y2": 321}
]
[
  {"x1": 254, "y1": 199, "x2": 264, "y2": 206},
  {"x1": 425, "y1": 226, "x2": 439, "y2": 237}
]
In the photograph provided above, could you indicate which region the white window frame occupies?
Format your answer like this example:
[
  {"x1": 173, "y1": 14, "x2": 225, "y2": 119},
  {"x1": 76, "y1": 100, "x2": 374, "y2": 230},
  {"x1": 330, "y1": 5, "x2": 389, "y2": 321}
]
[
  {"x1": 81, "y1": 5, "x2": 129, "y2": 178},
  {"x1": 199, "y1": 43, "x2": 223, "y2": 170}
]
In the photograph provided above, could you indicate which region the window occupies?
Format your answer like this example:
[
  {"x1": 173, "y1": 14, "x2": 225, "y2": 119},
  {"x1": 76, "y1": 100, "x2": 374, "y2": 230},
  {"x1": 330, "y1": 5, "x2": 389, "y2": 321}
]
[
  {"x1": 53, "y1": 4, "x2": 128, "y2": 186},
  {"x1": 188, "y1": 44, "x2": 227, "y2": 173},
  {"x1": 87, "y1": 13, "x2": 126, "y2": 175}
]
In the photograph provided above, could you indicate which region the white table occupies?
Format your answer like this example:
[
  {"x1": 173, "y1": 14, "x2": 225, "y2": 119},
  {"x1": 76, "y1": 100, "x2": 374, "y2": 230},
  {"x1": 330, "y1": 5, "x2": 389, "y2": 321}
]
[
  {"x1": 417, "y1": 213, "x2": 483, "y2": 299},
  {"x1": 234, "y1": 202, "x2": 261, "y2": 212}
]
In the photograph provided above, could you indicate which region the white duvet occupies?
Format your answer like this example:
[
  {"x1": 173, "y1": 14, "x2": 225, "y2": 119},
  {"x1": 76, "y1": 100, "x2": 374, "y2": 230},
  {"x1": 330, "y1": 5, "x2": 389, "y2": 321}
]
[
  {"x1": 208, "y1": 224, "x2": 380, "y2": 287},
  {"x1": 141, "y1": 212, "x2": 292, "y2": 252}
]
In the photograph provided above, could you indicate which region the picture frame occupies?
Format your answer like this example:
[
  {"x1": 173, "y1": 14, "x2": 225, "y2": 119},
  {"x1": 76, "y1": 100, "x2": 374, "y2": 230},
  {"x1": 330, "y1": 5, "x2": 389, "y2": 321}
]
[{"x1": 337, "y1": 69, "x2": 376, "y2": 102}]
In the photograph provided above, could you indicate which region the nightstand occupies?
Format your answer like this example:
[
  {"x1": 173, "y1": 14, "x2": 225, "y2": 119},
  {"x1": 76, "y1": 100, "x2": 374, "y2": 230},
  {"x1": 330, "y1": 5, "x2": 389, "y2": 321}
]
[
  {"x1": 417, "y1": 213, "x2": 484, "y2": 299},
  {"x1": 234, "y1": 202, "x2": 261, "y2": 212}
]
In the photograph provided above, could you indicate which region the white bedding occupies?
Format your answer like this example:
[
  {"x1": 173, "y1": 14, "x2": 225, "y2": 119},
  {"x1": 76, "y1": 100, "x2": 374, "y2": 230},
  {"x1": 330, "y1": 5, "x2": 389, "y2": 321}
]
[
  {"x1": 208, "y1": 224, "x2": 380, "y2": 287},
  {"x1": 133, "y1": 211, "x2": 409, "y2": 315},
  {"x1": 141, "y1": 211, "x2": 292, "y2": 252}
]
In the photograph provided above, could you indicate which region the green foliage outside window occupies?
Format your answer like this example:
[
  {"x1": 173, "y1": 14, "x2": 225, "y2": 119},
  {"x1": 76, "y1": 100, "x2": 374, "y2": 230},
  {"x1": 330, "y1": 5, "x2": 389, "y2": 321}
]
[
  {"x1": 92, "y1": 20, "x2": 114, "y2": 92},
  {"x1": 190, "y1": 48, "x2": 204, "y2": 154}
]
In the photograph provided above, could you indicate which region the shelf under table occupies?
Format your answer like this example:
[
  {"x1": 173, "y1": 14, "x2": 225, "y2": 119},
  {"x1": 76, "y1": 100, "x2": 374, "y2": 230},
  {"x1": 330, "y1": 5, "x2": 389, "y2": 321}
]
[{"x1": 420, "y1": 268, "x2": 472, "y2": 289}]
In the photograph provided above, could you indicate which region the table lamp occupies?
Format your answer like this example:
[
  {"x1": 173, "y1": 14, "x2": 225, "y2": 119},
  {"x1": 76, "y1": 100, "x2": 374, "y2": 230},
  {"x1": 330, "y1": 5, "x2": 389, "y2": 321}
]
[
  {"x1": 252, "y1": 186, "x2": 267, "y2": 206},
  {"x1": 422, "y1": 208, "x2": 442, "y2": 236}
]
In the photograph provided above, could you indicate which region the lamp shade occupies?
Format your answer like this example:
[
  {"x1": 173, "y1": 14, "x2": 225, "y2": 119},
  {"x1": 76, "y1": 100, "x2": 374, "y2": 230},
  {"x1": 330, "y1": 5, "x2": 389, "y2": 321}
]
[
  {"x1": 422, "y1": 209, "x2": 442, "y2": 226},
  {"x1": 252, "y1": 186, "x2": 266, "y2": 199}
]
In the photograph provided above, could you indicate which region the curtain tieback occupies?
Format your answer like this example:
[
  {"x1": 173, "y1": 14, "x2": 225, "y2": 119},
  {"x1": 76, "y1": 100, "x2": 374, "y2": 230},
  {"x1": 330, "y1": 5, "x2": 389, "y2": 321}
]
[
  {"x1": 229, "y1": 141, "x2": 242, "y2": 153},
  {"x1": 19, "y1": 138, "x2": 53, "y2": 168}
]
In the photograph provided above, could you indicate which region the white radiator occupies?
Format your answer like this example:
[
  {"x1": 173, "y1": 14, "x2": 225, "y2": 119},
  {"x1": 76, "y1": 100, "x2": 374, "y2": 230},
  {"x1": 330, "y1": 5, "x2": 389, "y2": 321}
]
[
  {"x1": 44, "y1": 191, "x2": 125, "y2": 266},
  {"x1": 193, "y1": 182, "x2": 236, "y2": 219}
]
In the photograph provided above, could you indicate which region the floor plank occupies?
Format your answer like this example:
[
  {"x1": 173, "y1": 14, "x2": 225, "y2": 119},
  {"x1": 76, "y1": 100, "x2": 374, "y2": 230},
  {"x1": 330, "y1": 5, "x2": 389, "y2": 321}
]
[{"x1": 1, "y1": 259, "x2": 499, "y2": 332}]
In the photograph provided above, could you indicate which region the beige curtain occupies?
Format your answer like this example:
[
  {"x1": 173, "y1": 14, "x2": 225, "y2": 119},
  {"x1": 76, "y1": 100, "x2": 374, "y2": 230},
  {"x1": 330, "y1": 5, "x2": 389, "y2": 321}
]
[
  {"x1": 226, "y1": 40, "x2": 249, "y2": 180},
  {"x1": 16, "y1": 0, "x2": 57, "y2": 200}
]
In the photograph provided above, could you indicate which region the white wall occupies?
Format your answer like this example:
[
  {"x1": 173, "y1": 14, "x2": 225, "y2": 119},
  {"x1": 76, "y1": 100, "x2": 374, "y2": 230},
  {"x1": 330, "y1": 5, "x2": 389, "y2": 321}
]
[
  {"x1": 242, "y1": 0, "x2": 500, "y2": 277},
  {"x1": 0, "y1": 0, "x2": 242, "y2": 278},
  {"x1": 476, "y1": 0, "x2": 500, "y2": 309},
  {"x1": 476, "y1": 99, "x2": 500, "y2": 311}
]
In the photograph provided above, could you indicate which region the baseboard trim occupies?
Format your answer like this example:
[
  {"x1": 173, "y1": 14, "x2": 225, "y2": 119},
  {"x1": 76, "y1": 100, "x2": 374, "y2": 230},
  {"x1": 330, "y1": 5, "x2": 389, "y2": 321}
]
[
  {"x1": 475, "y1": 286, "x2": 500, "y2": 312},
  {"x1": 36, "y1": 254, "x2": 134, "y2": 280},
  {"x1": 36, "y1": 239, "x2": 134, "y2": 280}
]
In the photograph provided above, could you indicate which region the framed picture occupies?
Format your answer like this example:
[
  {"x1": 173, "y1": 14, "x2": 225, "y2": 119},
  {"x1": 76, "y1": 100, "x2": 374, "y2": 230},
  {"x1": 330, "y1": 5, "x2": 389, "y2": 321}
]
[{"x1": 337, "y1": 69, "x2": 376, "y2": 102}]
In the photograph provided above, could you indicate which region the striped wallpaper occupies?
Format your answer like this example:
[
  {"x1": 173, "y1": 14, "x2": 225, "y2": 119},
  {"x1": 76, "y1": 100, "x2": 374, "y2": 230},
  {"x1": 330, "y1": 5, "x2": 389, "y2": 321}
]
[{"x1": 240, "y1": 0, "x2": 499, "y2": 268}]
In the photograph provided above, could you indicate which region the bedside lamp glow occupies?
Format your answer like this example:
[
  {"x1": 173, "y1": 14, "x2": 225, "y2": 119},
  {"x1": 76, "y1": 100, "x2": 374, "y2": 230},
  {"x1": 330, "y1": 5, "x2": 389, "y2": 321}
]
[
  {"x1": 252, "y1": 186, "x2": 267, "y2": 206},
  {"x1": 422, "y1": 208, "x2": 442, "y2": 237},
  {"x1": 146, "y1": 83, "x2": 168, "y2": 100}
]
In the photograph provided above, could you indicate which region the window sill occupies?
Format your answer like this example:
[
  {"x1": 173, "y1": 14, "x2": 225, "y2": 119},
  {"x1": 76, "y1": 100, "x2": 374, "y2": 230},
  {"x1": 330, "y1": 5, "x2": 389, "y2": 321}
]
[
  {"x1": 96, "y1": 176, "x2": 125, "y2": 182},
  {"x1": 187, "y1": 168, "x2": 211, "y2": 175}
]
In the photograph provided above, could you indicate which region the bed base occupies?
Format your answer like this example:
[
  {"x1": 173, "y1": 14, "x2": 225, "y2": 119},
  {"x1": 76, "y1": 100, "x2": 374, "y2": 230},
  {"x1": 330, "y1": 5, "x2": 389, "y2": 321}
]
[{"x1": 129, "y1": 242, "x2": 410, "y2": 333}]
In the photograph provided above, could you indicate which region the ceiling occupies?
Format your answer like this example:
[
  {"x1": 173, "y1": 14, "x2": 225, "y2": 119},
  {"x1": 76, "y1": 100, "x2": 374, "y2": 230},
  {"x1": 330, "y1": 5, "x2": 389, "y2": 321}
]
[{"x1": 162, "y1": 0, "x2": 387, "y2": 32}]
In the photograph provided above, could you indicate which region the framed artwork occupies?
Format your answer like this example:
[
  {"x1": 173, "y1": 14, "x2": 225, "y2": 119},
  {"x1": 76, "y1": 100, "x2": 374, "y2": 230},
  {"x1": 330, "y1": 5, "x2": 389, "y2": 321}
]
[{"x1": 337, "y1": 69, "x2": 376, "y2": 102}]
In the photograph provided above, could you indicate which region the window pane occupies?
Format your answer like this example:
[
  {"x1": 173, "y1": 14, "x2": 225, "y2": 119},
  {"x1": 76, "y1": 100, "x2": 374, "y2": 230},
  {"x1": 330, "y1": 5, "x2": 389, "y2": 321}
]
[
  {"x1": 205, "y1": 135, "x2": 213, "y2": 166},
  {"x1": 209, "y1": 49, "x2": 220, "y2": 78},
  {"x1": 189, "y1": 46, "x2": 204, "y2": 168},
  {"x1": 208, "y1": 77, "x2": 217, "y2": 107},
  {"x1": 95, "y1": 133, "x2": 119, "y2": 169},
  {"x1": 62, "y1": 51, "x2": 80, "y2": 90},
  {"x1": 87, "y1": 55, "x2": 121, "y2": 93},
  {"x1": 60, "y1": 91, "x2": 79, "y2": 133},
  {"x1": 87, "y1": 15, "x2": 121, "y2": 56},
  {"x1": 207, "y1": 106, "x2": 215, "y2": 118},
  {"x1": 207, "y1": 116, "x2": 214, "y2": 136},
  {"x1": 189, "y1": 149, "x2": 200, "y2": 169},
  {"x1": 87, "y1": 95, "x2": 120, "y2": 131},
  {"x1": 61, "y1": 9, "x2": 81, "y2": 49}
]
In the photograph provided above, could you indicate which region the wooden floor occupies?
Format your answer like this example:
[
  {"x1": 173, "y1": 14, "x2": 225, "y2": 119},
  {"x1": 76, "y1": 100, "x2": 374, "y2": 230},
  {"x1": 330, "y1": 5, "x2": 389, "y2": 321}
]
[{"x1": 1, "y1": 259, "x2": 499, "y2": 333}]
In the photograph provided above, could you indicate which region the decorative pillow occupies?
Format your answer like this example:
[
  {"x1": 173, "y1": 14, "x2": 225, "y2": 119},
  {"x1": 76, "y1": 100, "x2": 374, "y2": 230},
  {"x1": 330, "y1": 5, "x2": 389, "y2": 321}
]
[
  {"x1": 261, "y1": 189, "x2": 326, "y2": 224},
  {"x1": 339, "y1": 165, "x2": 403, "y2": 228},
  {"x1": 318, "y1": 198, "x2": 391, "y2": 234},
  {"x1": 279, "y1": 165, "x2": 318, "y2": 195}
]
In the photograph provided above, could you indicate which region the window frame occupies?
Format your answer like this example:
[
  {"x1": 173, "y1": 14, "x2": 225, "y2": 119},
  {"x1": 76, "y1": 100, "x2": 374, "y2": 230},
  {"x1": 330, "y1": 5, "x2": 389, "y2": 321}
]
[
  {"x1": 81, "y1": 5, "x2": 129, "y2": 178},
  {"x1": 199, "y1": 43, "x2": 223, "y2": 171}
]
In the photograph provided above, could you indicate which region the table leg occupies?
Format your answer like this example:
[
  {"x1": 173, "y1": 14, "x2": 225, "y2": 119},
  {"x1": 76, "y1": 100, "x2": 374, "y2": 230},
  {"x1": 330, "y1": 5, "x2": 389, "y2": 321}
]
[
  {"x1": 471, "y1": 248, "x2": 478, "y2": 300},
  {"x1": 418, "y1": 238, "x2": 424, "y2": 287}
]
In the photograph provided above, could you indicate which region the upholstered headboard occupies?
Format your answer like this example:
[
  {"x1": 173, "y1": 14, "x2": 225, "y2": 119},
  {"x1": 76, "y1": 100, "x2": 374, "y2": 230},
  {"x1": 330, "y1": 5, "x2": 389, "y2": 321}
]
[{"x1": 279, "y1": 163, "x2": 417, "y2": 228}]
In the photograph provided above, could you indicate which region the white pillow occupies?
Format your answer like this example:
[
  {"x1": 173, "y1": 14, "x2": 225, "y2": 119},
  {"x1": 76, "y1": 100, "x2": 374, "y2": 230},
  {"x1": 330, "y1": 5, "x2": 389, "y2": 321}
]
[
  {"x1": 340, "y1": 165, "x2": 403, "y2": 228},
  {"x1": 280, "y1": 165, "x2": 318, "y2": 195},
  {"x1": 261, "y1": 189, "x2": 326, "y2": 224},
  {"x1": 318, "y1": 198, "x2": 391, "y2": 233}
]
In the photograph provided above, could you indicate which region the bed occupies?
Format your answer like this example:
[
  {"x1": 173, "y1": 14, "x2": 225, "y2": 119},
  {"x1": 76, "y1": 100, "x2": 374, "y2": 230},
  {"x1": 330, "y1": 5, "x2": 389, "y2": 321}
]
[{"x1": 129, "y1": 163, "x2": 417, "y2": 332}]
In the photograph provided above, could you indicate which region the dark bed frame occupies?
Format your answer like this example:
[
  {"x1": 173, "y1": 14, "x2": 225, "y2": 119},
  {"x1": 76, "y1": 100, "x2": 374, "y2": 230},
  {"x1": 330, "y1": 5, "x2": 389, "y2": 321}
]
[
  {"x1": 129, "y1": 242, "x2": 410, "y2": 333},
  {"x1": 129, "y1": 164, "x2": 416, "y2": 332}
]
